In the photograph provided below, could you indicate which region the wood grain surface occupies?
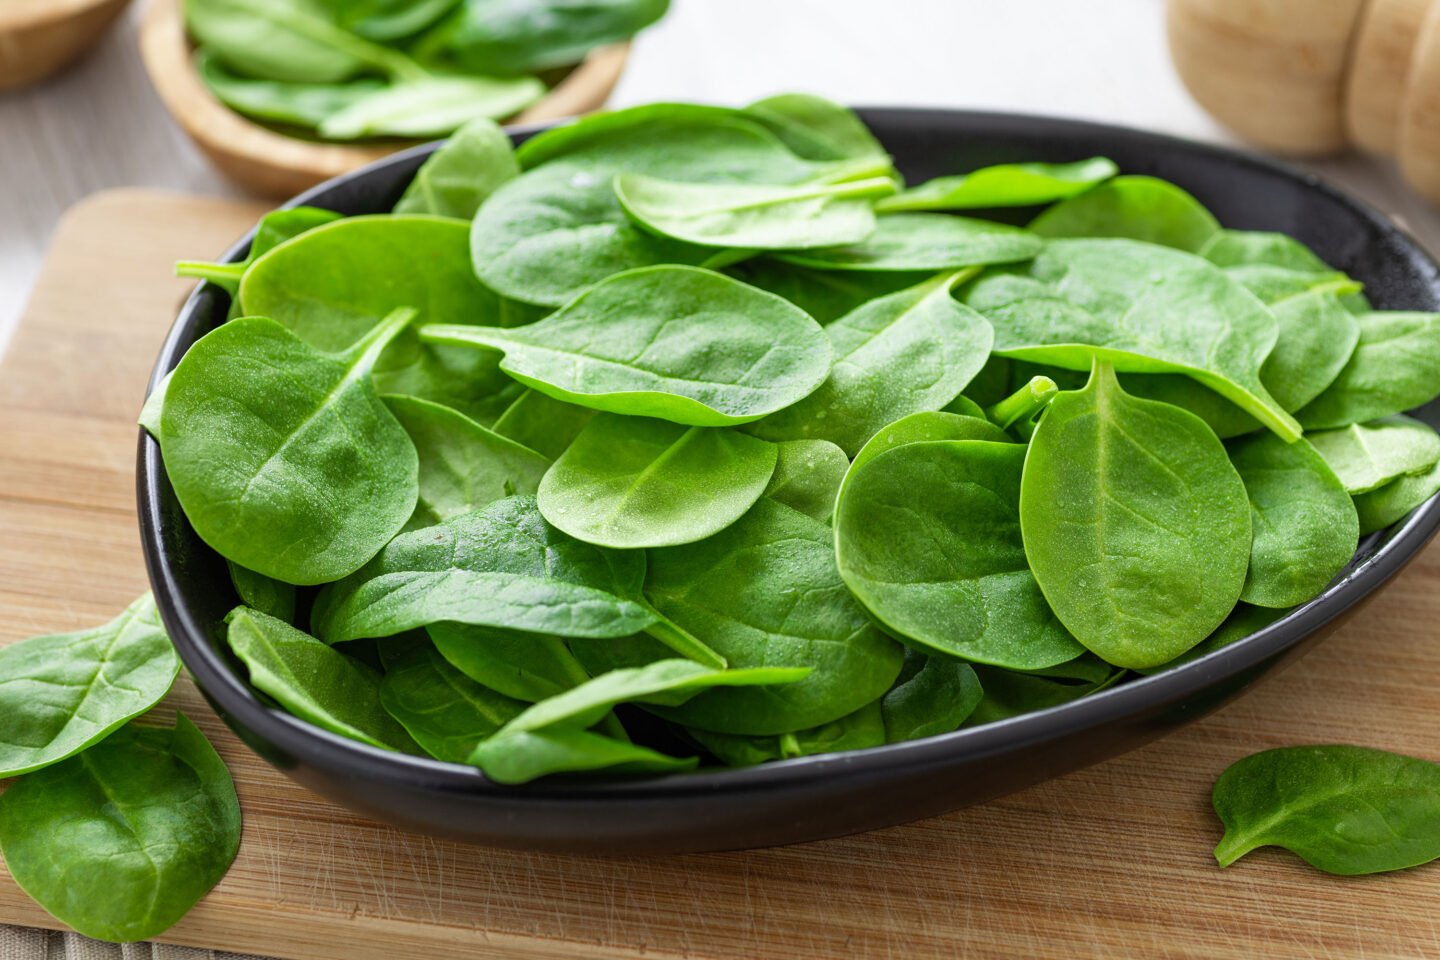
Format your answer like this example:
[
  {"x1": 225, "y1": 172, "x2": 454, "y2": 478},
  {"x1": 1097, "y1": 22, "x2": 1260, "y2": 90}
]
[{"x1": 3, "y1": 190, "x2": 1440, "y2": 960}]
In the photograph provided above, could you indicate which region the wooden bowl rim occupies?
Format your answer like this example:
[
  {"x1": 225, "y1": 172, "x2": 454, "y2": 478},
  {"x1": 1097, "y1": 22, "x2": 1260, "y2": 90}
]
[
  {"x1": 0, "y1": 0, "x2": 130, "y2": 34},
  {"x1": 138, "y1": 0, "x2": 630, "y2": 188}
]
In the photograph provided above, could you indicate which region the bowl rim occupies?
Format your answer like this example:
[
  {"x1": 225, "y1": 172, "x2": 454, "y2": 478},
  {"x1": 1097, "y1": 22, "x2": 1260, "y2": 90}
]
[{"x1": 139, "y1": 106, "x2": 1440, "y2": 803}]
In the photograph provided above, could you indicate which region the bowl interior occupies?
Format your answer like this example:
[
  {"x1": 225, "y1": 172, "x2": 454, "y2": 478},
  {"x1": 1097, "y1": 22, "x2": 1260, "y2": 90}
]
[{"x1": 140, "y1": 108, "x2": 1440, "y2": 805}]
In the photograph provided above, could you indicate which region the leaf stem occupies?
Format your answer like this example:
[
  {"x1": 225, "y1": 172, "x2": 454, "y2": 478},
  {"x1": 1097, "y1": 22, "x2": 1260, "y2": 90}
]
[
  {"x1": 175, "y1": 260, "x2": 245, "y2": 293},
  {"x1": 1212, "y1": 831, "x2": 1258, "y2": 868},
  {"x1": 640, "y1": 606, "x2": 727, "y2": 670},
  {"x1": 987, "y1": 375, "x2": 1059, "y2": 430}
]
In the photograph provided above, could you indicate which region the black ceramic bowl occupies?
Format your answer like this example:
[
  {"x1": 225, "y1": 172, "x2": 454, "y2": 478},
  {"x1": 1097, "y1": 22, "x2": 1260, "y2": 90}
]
[{"x1": 140, "y1": 108, "x2": 1440, "y2": 854}]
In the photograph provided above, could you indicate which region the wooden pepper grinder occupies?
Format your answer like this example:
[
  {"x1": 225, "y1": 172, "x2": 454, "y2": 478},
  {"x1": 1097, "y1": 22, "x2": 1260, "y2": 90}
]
[{"x1": 1168, "y1": 0, "x2": 1440, "y2": 203}]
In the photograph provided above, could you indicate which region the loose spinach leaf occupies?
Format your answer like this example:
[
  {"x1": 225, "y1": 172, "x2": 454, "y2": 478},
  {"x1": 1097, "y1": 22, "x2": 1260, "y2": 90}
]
[
  {"x1": 537, "y1": 414, "x2": 777, "y2": 548},
  {"x1": 422, "y1": 265, "x2": 831, "y2": 426},
  {"x1": 162, "y1": 310, "x2": 419, "y2": 585},
  {"x1": 428, "y1": 622, "x2": 589, "y2": 702},
  {"x1": 574, "y1": 499, "x2": 905, "y2": 735},
  {"x1": 326, "y1": 0, "x2": 459, "y2": 40},
  {"x1": 1030, "y1": 175, "x2": 1221, "y2": 251},
  {"x1": 378, "y1": 639, "x2": 526, "y2": 762},
  {"x1": 228, "y1": 561, "x2": 297, "y2": 623},
  {"x1": 195, "y1": 50, "x2": 387, "y2": 131},
  {"x1": 489, "y1": 388, "x2": 595, "y2": 459},
  {"x1": 0, "y1": 595, "x2": 178, "y2": 778},
  {"x1": 176, "y1": 204, "x2": 343, "y2": 301},
  {"x1": 394, "y1": 117, "x2": 520, "y2": 219},
  {"x1": 1296, "y1": 312, "x2": 1440, "y2": 429},
  {"x1": 881, "y1": 648, "x2": 983, "y2": 743},
  {"x1": 311, "y1": 495, "x2": 722, "y2": 665},
  {"x1": 1307, "y1": 416, "x2": 1440, "y2": 495},
  {"x1": 1020, "y1": 362, "x2": 1251, "y2": 669},
  {"x1": 748, "y1": 272, "x2": 993, "y2": 455},
  {"x1": 744, "y1": 93, "x2": 890, "y2": 163},
  {"x1": 240, "y1": 214, "x2": 524, "y2": 423},
  {"x1": 420, "y1": 0, "x2": 670, "y2": 75},
  {"x1": 472, "y1": 727, "x2": 694, "y2": 783},
  {"x1": 615, "y1": 173, "x2": 895, "y2": 250},
  {"x1": 227, "y1": 607, "x2": 420, "y2": 751},
  {"x1": 317, "y1": 75, "x2": 545, "y2": 140},
  {"x1": 835, "y1": 439, "x2": 1085, "y2": 669},
  {"x1": 878, "y1": 157, "x2": 1117, "y2": 213},
  {"x1": 762, "y1": 439, "x2": 849, "y2": 522},
  {"x1": 1228, "y1": 433, "x2": 1359, "y2": 608},
  {"x1": 689, "y1": 700, "x2": 887, "y2": 765},
  {"x1": 776, "y1": 213, "x2": 1041, "y2": 272},
  {"x1": 845, "y1": 409, "x2": 1011, "y2": 493},
  {"x1": 0, "y1": 714, "x2": 240, "y2": 943},
  {"x1": 1224, "y1": 266, "x2": 1361, "y2": 307},
  {"x1": 965, "y1": 237, "x2": 1301, "y2": 440},
  {"x1": 185, "y1": 0, "x2": 416, "y2": 83},
  {"x1": 474, "y1": 105, "x2": 834, "y2": 305},
  {"x1": 1353, "y1": 458, "x2": 1440, "y2": 534},
  {"x1": 383, "y1": 393, "x2": 550, "y2": 529},
  {"x1": 1213, "y1": 745, "x2": 1440, "y2": 874}
]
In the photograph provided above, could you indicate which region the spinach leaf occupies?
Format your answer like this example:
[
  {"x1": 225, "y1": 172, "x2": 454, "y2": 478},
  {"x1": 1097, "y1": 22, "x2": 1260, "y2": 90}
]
[
  {"x1": 489, "y1": 388, "x2": 595, "y2": 459},
  {"x1": 744, "y1": 93, "x2": 889, "y2": 163},
  {"x1": 776, "y1": 213, "x2": 1041, "y2": 272},
  {"x1": 421, "y1": 265, "x2": 831, "y2": 426},
  {"x1": 537, "y1": 414, "x2": 777, "y2": 548},
  {"x1": 965, "y1": 237, "x2": 1301, "y2": 440},
  {"x1": 1030, "y1": 175, "x2": 1220, "y2": 251},
  {"x1": 965, "y1": 664, "x2": 1120, "y2": 725},
  {"x1": 1212, "y1": 745, "x2": 1440, "y2": 874},
  {"x1": 1228, "y1": 433, "x2": 1359, "y2": 608},
  {"x1": 227, "y1": 561, "x2": 297, "y2": 623},
  {"x1": 185, "y1": 0, "x2": 418, "y2": 83},
  {"x1": 419, "y1": 0, "x2": 670, "y2": 75},
  {"x1": 195, "y1": 50, "x2": 387, "y2": 131},
  {"x1": 1019, "y1": 362, "x2": 1251, "y2": 669},
  {"x1": 878, "y1": 157, "x2": 1117, "y2": 213},
  {"x1": 240, "y1": 214, "x2": 523, "y2": 423},
  {"x1": 724, "y1": 258, "x2": 931, "y2": 324},
  {"x1": 472, "y1": 727, "x2": 694, "y2": 783},
  {"x1": 1296, "y1": 312, "x2": 1440, "y2": 429},
  {"x1": 227, "y1": 607, "x2": 420, "y2": 751},
  {"x1": 326, "y1": 0, "x2": 459, "y2": 40},
  {"x1": 474, "y1": 105, "x2": 832, "y2": 306},
  {"x1": 317, "y1": 75, "x2": 545, "y2": 140},
  {"x1": 748, "y1": 272, "x2": 994, "y2": 455},
  {"x1": 0, "y1": 714, "x2": 240, "y2": 943},
  {"x1": 161, "y1": 310, "x2": 419, "y2": 585},
  {"x1": 835, "y1": 439, "x2": 1085, "y2": 669},
  {"x1": 1200, "y1": 230, "x2": 1334, "y2": 272},
  {"x1": 689, "y1": 700, "x2": 886, "y2": 765},
  {"x1": 310, "y1": 495, "x2": 723, "y2": 665},
  {"x1": 1307, "y1": 416, "x2": 1440, "y2": 494},
  {"x1": 574, "y1": 499, "x2": 905, "y2": 734},
  {"x1": 846, "y1": 409, "x2": 1011, "y2": 487},
  {"x1": 1225, "y1": 266, "x2": 1361, "y2": 307},
  {"x1": 1135, "y1": 603, "x2": 1287, "y2": 676},
  {"x1": 383, "y1": 393, "x2": 550, "y2": 528},
  {"x1": 378, "y1": 639, "x2": 526, "y2": 762},
  {"x1": 615, "y1": 173, "x2": 896, "y2": 249},
  {"x1": 1353, "y1": 458, "x2": 1440, "y2": 534},
  {"x1": 881, "y1": 648, "x2": 983, "y2": 743},
  {"x1": 428, "y1": 622, "x2": 589, "y2": 701},
  {"x1": 176, "y1": 204, "x2": 343, "y2": 301},
  {"x1": 394, "y1": 117, "x2": 520, "y2": 219},
  {"x1": 0, "y1": 595, "x2": 178, "y2": 778},
  {"x1": 762, "y1": 439, "x2": 849, "y2": 522}
]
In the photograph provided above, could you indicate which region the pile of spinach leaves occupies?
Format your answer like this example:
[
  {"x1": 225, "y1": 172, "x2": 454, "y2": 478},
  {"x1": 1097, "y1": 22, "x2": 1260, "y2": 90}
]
[
  {"x1": 184, "y1": 0, "x2": 670, "y2": 141},
  {"x1": 11, "y1": 98, "x2": 1440, "y2": 940}
]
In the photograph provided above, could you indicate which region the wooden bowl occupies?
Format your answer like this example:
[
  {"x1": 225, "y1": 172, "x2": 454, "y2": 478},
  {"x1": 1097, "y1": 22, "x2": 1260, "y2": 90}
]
[
  {"x1": 1166, "y1": 0, "x2": 1368, "y2": 155},
  {"x1": 137, "y1": 0, "x2": 630, "y2": 198},
  {"x1": 0, "y1": 0, "x2": 132, "y2": 91}
]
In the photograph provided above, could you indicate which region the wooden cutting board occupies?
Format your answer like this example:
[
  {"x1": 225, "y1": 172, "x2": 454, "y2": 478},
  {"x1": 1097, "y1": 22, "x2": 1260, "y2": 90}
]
[{"x1": 4, "y1": 189, "x2": 1440, "y2": 960}]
